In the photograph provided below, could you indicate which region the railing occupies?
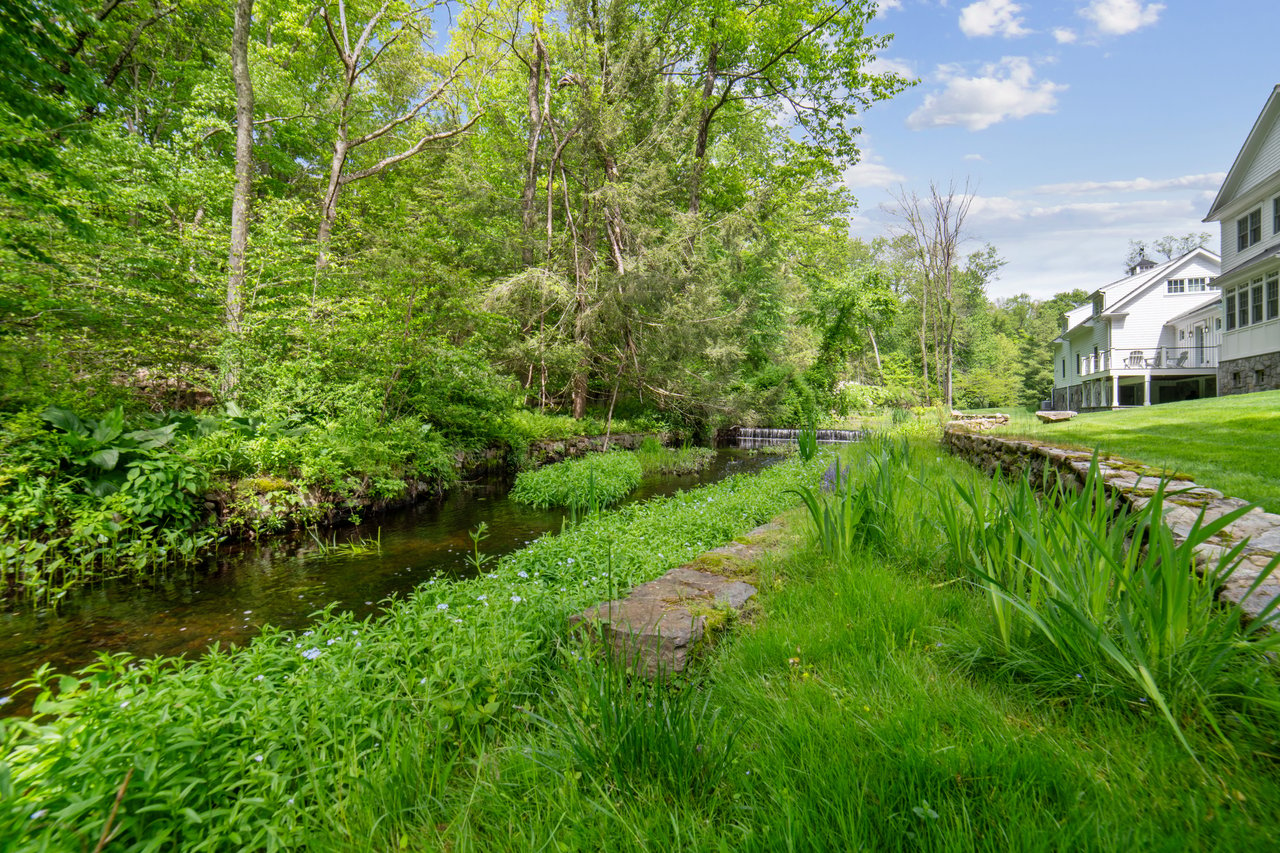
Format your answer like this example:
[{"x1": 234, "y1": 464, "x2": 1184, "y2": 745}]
[{"x1": 1081, "y1": 346, "x2": 1219, "y2": 375}]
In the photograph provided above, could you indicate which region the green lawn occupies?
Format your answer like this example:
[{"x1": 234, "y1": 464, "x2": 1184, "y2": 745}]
[{"x1": 985, "y1": 391, "x2": 1280, "y2": 513}]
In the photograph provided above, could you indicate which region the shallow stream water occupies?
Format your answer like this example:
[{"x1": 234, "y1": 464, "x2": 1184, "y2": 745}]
[{"x1": 0, "y1": 450, "x2": 775, "y2": 711}]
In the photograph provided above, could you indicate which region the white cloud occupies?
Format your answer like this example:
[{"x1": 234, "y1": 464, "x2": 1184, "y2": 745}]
[
  {"x1": 876, "y1": 0, "x2": 903, "y2": 11},
  {"x1": 964, "y1": 153, "x2": 985, "y2": 161},
  {"x1": 852, "y1": 174, "x2": 1220, "y2": 299},
  {"x1": 959, "y1": 0, "x2": 1030, "y2": 38},
  {"x1": 907, "y1": 57, "x2": 1066, "y2": 131},
  {"x1": 1033, "y1": 173, "x2": 1226, "y2": 195},
  {"x1": 1053, "y1": 27, "x2": 1078, "y2": 44},
  {"x1": 1080, "y1": 0, "x2": 1163, "y2": 36},
  {"x1": 843, "y1": 155, "x2": 907, "y2": 191}
]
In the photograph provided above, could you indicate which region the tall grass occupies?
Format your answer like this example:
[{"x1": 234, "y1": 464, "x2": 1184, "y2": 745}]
[
  {"x1": 789, "y1": 437, "x2": 911, "y2": 565},
  {"x1": 939, "y1": 458, "x2": 1280, "y2": 752},
  {"x1": 632, "y1": 436, "x2": 715, "y2": 475}
]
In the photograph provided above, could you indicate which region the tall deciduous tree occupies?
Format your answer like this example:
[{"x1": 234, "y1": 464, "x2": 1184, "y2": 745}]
[
  {"x1": 313, "y1": 0, "x2": 481, "y2": 288},
  {"x1": 890, "y1": 180, "x2": 974, "y2": 408},
  {"x1": 225, "y1": 0, "x2": 255, "y2": 397}
]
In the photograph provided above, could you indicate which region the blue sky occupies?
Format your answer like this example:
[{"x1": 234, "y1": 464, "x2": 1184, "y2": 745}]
[{"x1": 844, "y1": 0, "x2": 1280, "y2": 300}]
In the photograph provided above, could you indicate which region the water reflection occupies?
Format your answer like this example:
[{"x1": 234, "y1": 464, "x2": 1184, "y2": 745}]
[{"x1": 0, "y1": 450, "x2": 776, "y2": 710}]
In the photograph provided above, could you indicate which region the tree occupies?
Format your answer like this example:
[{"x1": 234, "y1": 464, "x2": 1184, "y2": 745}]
[
  {"x1": 1125, "y1": 232, "x2": 1211, "y2": 270},
  {"x1": 889, "y1": 180, "x2": 975, "y2": 408},
  {"x1": 668, "y1": 0, "x2": 912, "y2": 217},
  {"x1": 312, "y1": 0, "x2": 482, "y2": 285},
  {"x1": 225, "y1": 0, "x2": 255, "y2": 397}
]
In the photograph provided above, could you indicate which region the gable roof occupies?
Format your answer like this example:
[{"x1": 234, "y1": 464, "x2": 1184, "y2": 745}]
[
  {"x1": 1205, "y1": 85, "x2": 1280, "y2": 222},
  {"x1": 1105, "y1": 247, "x2": 1220, "y2": 315},
  {"x1": 1058, "y1": 247, "x2": 1221, "y2": 338}
]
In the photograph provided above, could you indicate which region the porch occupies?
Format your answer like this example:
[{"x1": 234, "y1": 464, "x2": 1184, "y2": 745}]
[{"x1": 1074, "y1": 346, "x2": 1219, "y2": 410}]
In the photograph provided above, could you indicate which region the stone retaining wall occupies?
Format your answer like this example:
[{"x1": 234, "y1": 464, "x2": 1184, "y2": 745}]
[{"x1": 942, "y1": 425, "x2": 1280, "y2": 622}]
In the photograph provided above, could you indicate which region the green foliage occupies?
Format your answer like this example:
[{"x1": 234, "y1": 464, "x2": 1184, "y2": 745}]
[
  {"x1": 633, "y1": 439, "x2": 715, "y2": 475},
  {"x1": 790, "y1": 438, "x2": 909, "y2": 563},
  {"x1": 0, "y1": 408, "x2": 210, "y2": 604},
  {"x1": 531, "y1": 649, "x2": 739, "y2": 799},
  {"x1": 509, "y1": 452, "x2": 644, "y2": 511},
  {"x1": 940, "y1": 459, "x2": 1280, "y2": 753},
  {"x1": 0, "y1": 456, "x2": 825, "y2": 850},
  {"x1": 796, "y1": 426, "x2": 819, "y2": 462}
]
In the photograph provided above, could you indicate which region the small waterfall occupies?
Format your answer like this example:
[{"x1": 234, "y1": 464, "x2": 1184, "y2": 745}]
[{"x1": 729, "y1": 426, "x2": 863, "y2": 448}]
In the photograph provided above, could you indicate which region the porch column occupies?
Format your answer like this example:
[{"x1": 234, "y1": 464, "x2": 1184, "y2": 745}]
[
  {"x1": 1111, "y1": 374, "x2": 1118, "y2": 409},
  {"x1": 1143, "y1": 373, "x2": 1152, "y2": 406}
]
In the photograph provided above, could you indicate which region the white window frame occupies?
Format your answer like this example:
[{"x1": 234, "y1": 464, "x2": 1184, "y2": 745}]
[{"x1": 1239, "y1": 209, "x2": 1262, "y2": 251}]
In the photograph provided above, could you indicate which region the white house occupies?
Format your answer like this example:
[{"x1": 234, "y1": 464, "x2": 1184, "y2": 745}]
[
  {"x1": 1050, "y1": 248, "x2": 1221, "y2": 411},
  {"x1": 1203, "y1": 84, "x2": 1280, "y2": 396}
]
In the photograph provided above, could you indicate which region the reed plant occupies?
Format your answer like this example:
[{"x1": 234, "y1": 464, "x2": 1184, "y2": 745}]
[
  {"x1": 796, "y1": 425, "x2": 819, "y2": 462},
  {"x1": 789, "y1": 436, "x2": 911, "y2": 566},
  {"x1": 633, "y1": 437, "x2": 715, "y2": 475},
  {"x1": 940, "y1": 458, "x2": 1280, "y2": 752}
]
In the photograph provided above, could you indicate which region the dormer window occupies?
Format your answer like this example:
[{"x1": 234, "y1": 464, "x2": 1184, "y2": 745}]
[
  {"x1": 1092, "y1": 295, "x2": 1104, "y2": 316},
  {"x1": 1238, "y1": 209, "x2": 1261, "y2": 251}
]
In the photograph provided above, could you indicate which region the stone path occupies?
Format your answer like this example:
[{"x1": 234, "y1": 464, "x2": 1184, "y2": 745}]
[
  {"x1": 944, "y1": 425, "x2": 1280, "y2": 622},
  {"x1": 569, "y1": 521, "x2": 782, "y2": 677}
]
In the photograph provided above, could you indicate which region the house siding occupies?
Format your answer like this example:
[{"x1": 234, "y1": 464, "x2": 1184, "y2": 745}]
[{"x1": 1218, "y1": 124, "x2": 1280, "y2": 273}]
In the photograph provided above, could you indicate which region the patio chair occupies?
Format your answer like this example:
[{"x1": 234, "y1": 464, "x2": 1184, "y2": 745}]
[
  {"x1": 1172, "y1": 351, "x2": 1188, "y2": 368},
  {"x1": 1145, "y1": 351, "x2": 1162, "y2": 368},
  {"x1": 1126, "y1": 350, "x2": 1144, "y2": 368}
]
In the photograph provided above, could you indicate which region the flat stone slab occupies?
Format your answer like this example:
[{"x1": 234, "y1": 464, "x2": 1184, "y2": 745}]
[
  {"x1": 569, "y1": 522, "x2": 774, "y2": 677},
  {"x1": 1036, "y1": 410, "x2": 1077, "y2": 423}
]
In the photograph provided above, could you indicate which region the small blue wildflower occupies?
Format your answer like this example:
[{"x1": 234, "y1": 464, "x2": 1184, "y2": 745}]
[
  {"x1": 301, "y1": 648, "x2": 323, "y2": 660},
  {"x1": 436, "y1": 603, "x2": 449, "y2": 611}
]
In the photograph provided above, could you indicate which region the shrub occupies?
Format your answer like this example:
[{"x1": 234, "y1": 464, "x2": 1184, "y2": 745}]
[{"x1": 509, "y1": 452, "x2": 643, "y2": 511}]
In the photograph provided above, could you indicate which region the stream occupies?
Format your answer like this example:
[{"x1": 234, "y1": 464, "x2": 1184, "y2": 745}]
[{"x1": 0, "y1": 449, "x2": 776, "y2": 711}]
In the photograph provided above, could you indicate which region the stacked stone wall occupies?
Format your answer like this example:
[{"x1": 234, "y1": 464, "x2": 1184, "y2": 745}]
[
  {"x1": 942, "y1": 425, "x2": 1280, "y2": 622},
  {"x1": 1218, "y1": 352, "x2": 1280, "y2": 396}
]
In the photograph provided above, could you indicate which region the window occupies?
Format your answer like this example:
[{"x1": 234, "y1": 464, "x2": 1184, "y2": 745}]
[
  {"x1": 1226, "y1": 292, "x2": 1237, "y2": 330},
  {"x1": 1253, "y1": 280, "x2": 1265, "y2": 324},
  {"x1": 1268, "y1": 273, "x2": 1279, "y2": 320},
  {"x1": 1179, "y1": 329, "x2": 1186, "y2": 340},
  {"x1": 1240, "y1": 288, "x2": 1251, "y2": 327},
  {"x1": 1256, "y1": 369, "x2": 1266, "y2": 385},
  {"x1": 1092, "y1": 295, "x2": 1104, "y2": 316},
  {"x1": 1076, "y1": 354, "x2": 1082, "y2": 374},
  {"x1": 1233, "y1": 372, "x2": 1242, "y2": 385},
  {"x1": 1239, "y1": 209, "x2": 1262, "y2": 251},
  {"x1": 1061, "y1": 358, "x2": 1066, "y2": 378},
  {"x1": 1274, "y1": 198, "x2": 1280, "y2": 235},
  {"x1": 1167, "y1": 279, "x2": 1186, "y2": 293},
  {"x1": 1216, "y1": 317, "x2": 1223, "y2": 330}
]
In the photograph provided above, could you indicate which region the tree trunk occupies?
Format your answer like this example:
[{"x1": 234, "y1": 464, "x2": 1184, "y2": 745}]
[
  {"x1": 688, "y1": 41, "x2": 720, "y2": 217},
  {"x1": 520, "y1": 32, "x2": 548, "y2": 266},
  {"x1": 224, "y1": 0, "x2": 254, "y2": 398}
]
